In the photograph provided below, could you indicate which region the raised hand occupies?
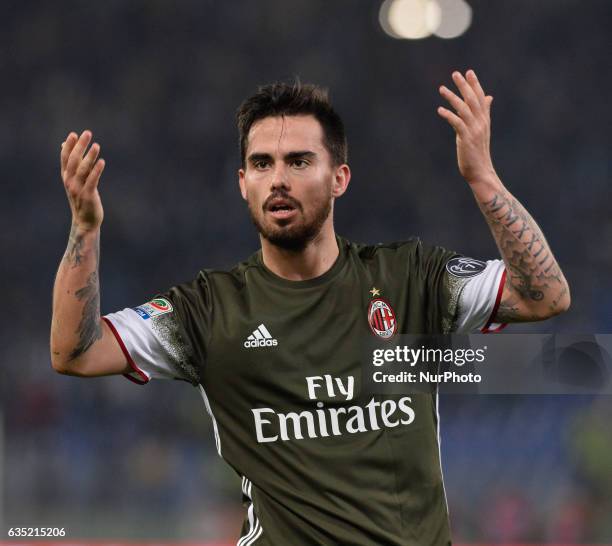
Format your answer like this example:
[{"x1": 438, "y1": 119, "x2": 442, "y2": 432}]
[
  {"x1": 61, "y1": 130, "x2": 106, "y2": 231},
  {"x1": 437, "y1": 70, "x2": 495, "y2": 185}
]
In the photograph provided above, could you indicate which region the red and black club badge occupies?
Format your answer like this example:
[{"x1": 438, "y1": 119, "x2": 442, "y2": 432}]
[{"x1": 367, "y1": 297, "x2": 397, "y2": 340}]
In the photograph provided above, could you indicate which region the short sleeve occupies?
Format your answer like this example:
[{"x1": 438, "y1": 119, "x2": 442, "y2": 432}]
[
  {"x1": 416, "y1": 243, "x2": 507, "y2": 334},
  {"x1": 450, "y1": 258, "x2": 507, "y2": 333},
  {"x1": 417, "y1": 242, "x2": 465, "y2": 334},
  {"x1": 103, "y1": 274, "x2": 212, "y2": 386}
]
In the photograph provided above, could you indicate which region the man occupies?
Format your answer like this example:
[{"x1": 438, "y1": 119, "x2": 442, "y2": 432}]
[{"x1": 51, "y1": 70, "x2": 570, "y2": 545}]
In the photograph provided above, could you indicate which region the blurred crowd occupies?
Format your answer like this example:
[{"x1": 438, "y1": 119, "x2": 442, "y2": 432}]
[{"x1": 1, "y1": 0, "x2": 610, "y2": 542}]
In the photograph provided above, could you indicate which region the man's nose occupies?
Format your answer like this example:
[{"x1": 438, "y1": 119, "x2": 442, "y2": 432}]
[{"x1": 270, "y1": 164, "x2": 290, "y2": 191}]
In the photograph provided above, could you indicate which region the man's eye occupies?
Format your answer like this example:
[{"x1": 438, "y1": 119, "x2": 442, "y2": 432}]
[
  {"x1": 292, "y1": 159, "x2": 308, "y2": 168},
  {"x1": 254, "y1": 161, "x2": 269, "y2": 169}
]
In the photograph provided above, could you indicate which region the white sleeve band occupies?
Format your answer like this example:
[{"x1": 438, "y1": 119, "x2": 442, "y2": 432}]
[
  {"x1": 103, "y1": 308, "x2": 190, "y2": 384},
  {"x1": 454, "y1": 260, "x2": 507, "y2": 333}
]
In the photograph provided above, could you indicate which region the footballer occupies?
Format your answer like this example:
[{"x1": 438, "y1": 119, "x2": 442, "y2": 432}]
[{"x1": 51, "y1": 70, "x2": 570, "y2": 545}]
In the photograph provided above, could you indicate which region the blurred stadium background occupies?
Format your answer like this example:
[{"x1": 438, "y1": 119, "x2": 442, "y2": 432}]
[{"x1": 0, "y1": 0, "x2": 610, "y2": 543}]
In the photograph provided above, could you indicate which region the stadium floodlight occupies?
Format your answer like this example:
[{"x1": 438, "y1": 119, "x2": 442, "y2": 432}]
[
  {"x1": 379, "y1": 0, "x2": 472, "y2": 40},
  {"x1": 379, "y1": 0, "x2": 404, "y2": 38},
  {"x1": 383, "y1": 0, "x2": 438, "y2": 39},
  {"x1": 432, "y1": 0, "x2": 472, "y2": 39}
]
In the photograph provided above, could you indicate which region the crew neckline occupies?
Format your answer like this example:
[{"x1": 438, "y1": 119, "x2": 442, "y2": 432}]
[{"x1": 255, "y1": 235, "x2": 348, "y2": 289}]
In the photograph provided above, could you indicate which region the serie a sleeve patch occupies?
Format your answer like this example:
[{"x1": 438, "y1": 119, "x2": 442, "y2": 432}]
[
  {"x1": 132, "y1": 297, "x2": 173, "y2": 319},
  {"x1": 103, "y1": 304, "x2": 193, "y2": 383}
]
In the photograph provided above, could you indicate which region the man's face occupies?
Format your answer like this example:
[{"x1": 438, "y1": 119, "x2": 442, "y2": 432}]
[{"x1": 239, "y1": 115, "x2": 345, "y2": 251}]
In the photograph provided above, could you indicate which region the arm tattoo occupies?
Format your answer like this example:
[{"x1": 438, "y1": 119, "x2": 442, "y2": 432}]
[
  {"x1": 495, "y1": 301, "x2": 522, "y2": 323},
  {"x1": 494, "y1": 277, "x2": 543, "y2": 323},
  {"x1": 64, "y1": 223, "x2": 84, "y2": 268},
  {"x1": 479, "y1": 191, "x2": 567, "y2": 315},
  {"x1": 68, "y1": 271, "x2": 102, "y2": 360},
  {"x1": 68, "y1": 234, "x2": 102, "y2": 361}
]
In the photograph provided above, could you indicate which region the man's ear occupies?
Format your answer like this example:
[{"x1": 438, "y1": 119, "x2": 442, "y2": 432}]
[
  {"x1": 238, "y1": 168, "x2": 247, "y2": 201},
  {"x1": 331, "y1": 164, "x2": 351, "y2": 198}
]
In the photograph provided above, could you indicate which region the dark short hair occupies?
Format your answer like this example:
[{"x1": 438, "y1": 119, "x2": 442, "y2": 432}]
[{"x1": 236, "y1": 80, "x2": 347, "y2": 168}]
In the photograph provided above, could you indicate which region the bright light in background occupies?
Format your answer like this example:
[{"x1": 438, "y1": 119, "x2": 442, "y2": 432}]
[
  {"x1": 378, "y1": 0, "x2": 403, "y2": 38},
  {"x1": 433, "y1": 0, "x2": 472, "y2": 39},
  {"x1": 380, "y1": 0, "x2": 440, "y2": 40},
  {"x1": 379, "y1": 0, "x2": 472, "y2": 40}
]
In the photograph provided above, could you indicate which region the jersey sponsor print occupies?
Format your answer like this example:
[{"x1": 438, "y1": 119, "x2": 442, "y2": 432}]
[{"x1": 103, "y1": 237, "x2": 507, "y2": 545}]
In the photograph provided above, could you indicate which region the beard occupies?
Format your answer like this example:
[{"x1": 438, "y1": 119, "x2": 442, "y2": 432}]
[{"x1": 248, "y1": 189, "x2": 332, "y2": 252}]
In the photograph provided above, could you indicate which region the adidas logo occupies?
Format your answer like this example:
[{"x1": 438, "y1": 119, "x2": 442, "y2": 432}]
[{"x1": 244, "y1": 324, "x2": 278, "y2": 348}]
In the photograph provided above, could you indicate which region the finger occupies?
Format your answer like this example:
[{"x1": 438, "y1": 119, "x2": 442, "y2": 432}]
[
  {"x1": 437, "y1": 106, "x2": 466, "y2": 133},
  {"x1": 466, "y1": 69, "x2": 487, "y2": 107},
  {"x1": 60, "y1": 132, "x2": 78, "y2": 176},
  {"x1": 486, "y1": 95, "x2": 494, "y2": 114},
  {"x1": 83, "y1": 158, "x2": 105, "y2": 194},
  {"x1": 76, "y1": 142, "x2": 101, "y2": 180},
  {"x1": 65, "y1": 130, "x2": 92, "y2": 178},
  {"x1": 452, "y1": 71, "x2": 481, "y2": 115},
  {"x1": 439, "y1": 85, "x2": 472, "y2": 121}
]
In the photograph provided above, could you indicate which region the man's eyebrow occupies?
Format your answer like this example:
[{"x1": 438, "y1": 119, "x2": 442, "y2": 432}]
[
  {"x1": 247, "y1": 151, "x2": 317, "y2": 164},
  {"x1": 285, "y1": 151, "x2": 316, "y2": 161},
  {"x1": 247, "y1": 152, "x2": 273, "y2": 163}
]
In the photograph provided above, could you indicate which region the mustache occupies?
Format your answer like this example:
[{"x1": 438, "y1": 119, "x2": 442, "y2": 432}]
[{"x1": 262, "y1": 191, "x2": 303, "y2": 212}]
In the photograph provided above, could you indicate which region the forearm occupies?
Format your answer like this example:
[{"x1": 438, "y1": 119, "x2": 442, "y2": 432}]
[
  {"x1": 51, "y1": 224, "x2": 102, "y2": 368},
  {"x1": 471, "y1": 174, "x2": 570, "y2": 319}
]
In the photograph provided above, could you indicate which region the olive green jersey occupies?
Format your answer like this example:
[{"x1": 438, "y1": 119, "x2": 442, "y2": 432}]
[{"x1": 103, "y1": 236, "x2": 506, "y2": 546}]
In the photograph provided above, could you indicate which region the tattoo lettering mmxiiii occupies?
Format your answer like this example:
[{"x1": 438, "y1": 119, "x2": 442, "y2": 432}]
[
  {"x1": 479, "y1": 192, "x2": 566, "y2": 322},
  {"x1": 64, "y1": 223, "x2": 84, "y2": 267}
]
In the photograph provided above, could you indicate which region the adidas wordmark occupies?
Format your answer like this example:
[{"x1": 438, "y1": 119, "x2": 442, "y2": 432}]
[{"x1": 244, "y1": 324, "x2": 278, "y2": 348}]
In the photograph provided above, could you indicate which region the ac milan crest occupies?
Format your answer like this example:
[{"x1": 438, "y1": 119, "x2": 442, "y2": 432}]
[{"x1": 368, "y1": 298, "x2": 397, "y2": 339}]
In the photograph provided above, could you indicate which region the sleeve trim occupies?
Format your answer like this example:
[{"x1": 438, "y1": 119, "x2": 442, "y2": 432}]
[
  {"x1": 481, "y1": 268, "x2": 508, "y2": 334},
  {"x1": 102, "y1": 316, "x2": 150, "y2": 385},
  {"x1": 484, "y1": 322, "x2": 508, "y2": 333}
]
